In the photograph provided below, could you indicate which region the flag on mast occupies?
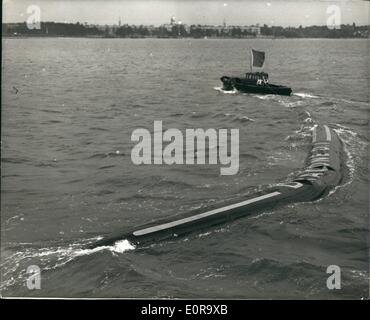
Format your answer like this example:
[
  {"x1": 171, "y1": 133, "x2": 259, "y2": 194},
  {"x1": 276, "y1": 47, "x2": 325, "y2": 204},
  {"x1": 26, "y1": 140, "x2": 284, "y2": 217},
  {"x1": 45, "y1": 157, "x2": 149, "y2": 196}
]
[{"x1": 251, "y1": 49, "x2": 265, "y2": 68}]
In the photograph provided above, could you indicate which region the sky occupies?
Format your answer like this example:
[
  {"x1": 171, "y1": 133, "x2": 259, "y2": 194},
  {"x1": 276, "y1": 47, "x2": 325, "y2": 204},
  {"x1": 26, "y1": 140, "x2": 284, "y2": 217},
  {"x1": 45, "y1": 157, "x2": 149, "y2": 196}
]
[{"x1": 2, "y1": 0, "x2": 369, "y2": 27}]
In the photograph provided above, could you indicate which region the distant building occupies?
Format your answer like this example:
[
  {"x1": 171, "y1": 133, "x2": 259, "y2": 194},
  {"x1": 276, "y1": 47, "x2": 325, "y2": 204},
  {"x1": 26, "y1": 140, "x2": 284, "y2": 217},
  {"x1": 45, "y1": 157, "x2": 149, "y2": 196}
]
[
  {"x1": 190, "y1": 24, "x2": 261, "y2": 36},
  {"x1": 162, "y1": 23, "x2": 173, "y2": 32},
  {"x1": 240, "y1": 25, "x2": 261, "y2": 35},
  {"x1": 161, "y1": 16, "x2": 189, "y2": 33},
  {"x1": 146, "y1": 25, "x2": 156, "y2": 32}
]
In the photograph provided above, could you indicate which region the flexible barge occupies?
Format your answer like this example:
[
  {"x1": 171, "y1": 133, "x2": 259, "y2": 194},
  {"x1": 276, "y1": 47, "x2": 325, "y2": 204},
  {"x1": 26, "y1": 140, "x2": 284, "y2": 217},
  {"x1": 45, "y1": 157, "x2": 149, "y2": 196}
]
[{"x1": 93, "y1": 125, "x2": 342, "y2": 247}]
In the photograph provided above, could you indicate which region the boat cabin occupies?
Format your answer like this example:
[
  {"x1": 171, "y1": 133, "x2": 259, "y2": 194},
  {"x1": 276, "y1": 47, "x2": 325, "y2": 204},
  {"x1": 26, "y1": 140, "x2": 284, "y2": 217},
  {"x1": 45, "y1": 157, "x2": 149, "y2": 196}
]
[
  {"x1": 244, "y1": 72, "x2": 269, "y2": 85},
  {"x1": 245, "y1": 72, "x2": 269, "y2": 81}
]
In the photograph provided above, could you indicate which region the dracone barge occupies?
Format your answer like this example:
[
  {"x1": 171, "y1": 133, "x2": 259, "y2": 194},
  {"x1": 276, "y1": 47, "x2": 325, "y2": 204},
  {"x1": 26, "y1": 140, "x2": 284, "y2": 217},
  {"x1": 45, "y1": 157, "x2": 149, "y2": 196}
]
[{"x1": 93, "y1": 125, "x2": 343, "y2": 248}]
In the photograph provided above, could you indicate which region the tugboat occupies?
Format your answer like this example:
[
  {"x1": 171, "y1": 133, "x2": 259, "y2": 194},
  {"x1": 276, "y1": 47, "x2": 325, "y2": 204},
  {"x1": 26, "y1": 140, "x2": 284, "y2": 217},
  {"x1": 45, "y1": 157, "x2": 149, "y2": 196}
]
[{"x1": 220, "y1": 49, "x2": 292, "y2": 96}]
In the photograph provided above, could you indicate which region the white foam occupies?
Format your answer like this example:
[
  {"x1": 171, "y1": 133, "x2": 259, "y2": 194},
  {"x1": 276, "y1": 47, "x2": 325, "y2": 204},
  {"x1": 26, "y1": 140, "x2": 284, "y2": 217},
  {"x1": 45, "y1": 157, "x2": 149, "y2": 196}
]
[
  {"x1": 293, "y1": 92, "x2": 319, "y2": 99},
  {"x1": 197, "y1": 231, "x2": 211, "y2": 238},
  {"x1": 334, "y1": 129, "x2": 356, "y2": 185},
  {"x1": 252, "y1": 94, "x2": 276, "y2": 100},
  {"x1": 34, "y1": 239, "x2": 135, "y2": 261},
  {"x1": 317, "y1": 125, "x2": 359, "y2": 200},
  {"x1": 111, "y1": 239, "x2": 136, "y2": 253},
  {"x1": 1, "y1": 237, "x2": 136, "y2": 290},
  {"x1": 213, "y1": 86, "x2": 238, "y2": 94},
  {"x1": 281, "y1": 100, "x2": 304, "y2": 108},
  {"x1": 239, "y1": 116, "x2": 255, "y2": 122},
  {"x1": 72, "y1": 239, "x2": 136, "y2": 256}
]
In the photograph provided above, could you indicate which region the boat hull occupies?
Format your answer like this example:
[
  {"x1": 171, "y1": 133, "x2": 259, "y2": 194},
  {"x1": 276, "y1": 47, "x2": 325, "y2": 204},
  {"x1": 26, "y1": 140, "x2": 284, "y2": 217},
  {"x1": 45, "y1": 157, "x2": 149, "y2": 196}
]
[{"x1": 220, "y1": 76, "x2": 292, "y2": 96}]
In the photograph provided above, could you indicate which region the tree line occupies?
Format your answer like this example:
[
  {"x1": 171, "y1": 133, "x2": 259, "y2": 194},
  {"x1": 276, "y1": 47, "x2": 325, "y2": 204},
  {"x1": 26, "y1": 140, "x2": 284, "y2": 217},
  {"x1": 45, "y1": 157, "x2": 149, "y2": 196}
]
[{"x1": 2, "y1": 22, "x2": 368, "y2": 38}]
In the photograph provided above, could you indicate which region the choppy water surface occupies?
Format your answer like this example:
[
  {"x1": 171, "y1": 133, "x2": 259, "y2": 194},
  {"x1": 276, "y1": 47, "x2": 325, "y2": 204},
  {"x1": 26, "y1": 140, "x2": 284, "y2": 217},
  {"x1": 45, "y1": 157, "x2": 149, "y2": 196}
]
[{"x1": 1, "y1": 38, "x2": 369, "y2": 298}]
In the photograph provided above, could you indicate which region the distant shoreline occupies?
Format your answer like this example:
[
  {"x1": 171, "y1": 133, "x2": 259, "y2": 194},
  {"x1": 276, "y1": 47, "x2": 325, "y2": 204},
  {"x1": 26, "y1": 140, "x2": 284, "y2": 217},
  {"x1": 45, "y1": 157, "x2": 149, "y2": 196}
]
[
  {"x1": 2, "y1": 35, "x2": 368, "y2": 40},
  {"x1": 3, "y1": 22, "x2": 369, "y2": 39}
]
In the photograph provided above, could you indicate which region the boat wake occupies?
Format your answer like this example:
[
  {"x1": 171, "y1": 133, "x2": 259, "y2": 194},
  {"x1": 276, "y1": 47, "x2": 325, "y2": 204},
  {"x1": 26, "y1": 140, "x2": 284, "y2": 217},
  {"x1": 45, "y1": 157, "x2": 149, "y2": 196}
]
[
  {"x1": 213, "y1": 86, "x2": 238, "y2": 94},
  {"x1": 331, "y1": 124, "x2": 361, "y2": 188},
  {"x1": 293, "y1": 92, "x2": 320, "y2": 99},
  {"x1": 311, "y1": 123, "x2": 360, "y2": 202},
  {"x1": 0, "y1": 238, "x2": 135, "y2": 291},
  {"x1": 252, "y1": 94, "x2": 279, "y2": 100}
]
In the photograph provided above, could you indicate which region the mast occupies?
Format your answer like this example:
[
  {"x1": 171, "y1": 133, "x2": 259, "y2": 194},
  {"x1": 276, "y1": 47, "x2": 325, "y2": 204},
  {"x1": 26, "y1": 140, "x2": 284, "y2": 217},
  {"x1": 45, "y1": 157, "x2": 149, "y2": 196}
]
[{"x1": 250, "y1": 49, "x2": 253, "y2": 73}]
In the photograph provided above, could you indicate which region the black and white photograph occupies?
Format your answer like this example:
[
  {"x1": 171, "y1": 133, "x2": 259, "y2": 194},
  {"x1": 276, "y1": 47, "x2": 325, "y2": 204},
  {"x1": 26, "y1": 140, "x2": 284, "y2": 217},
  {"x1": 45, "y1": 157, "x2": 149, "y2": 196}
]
[{"x1": 1, "y1": 0, "x2": 369, "y2": 303}]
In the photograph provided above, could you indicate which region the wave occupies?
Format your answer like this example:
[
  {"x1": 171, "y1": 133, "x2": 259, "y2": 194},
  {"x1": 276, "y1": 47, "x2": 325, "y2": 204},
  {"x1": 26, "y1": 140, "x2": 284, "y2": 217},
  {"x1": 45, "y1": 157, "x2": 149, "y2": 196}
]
[
  {"x1": 0, "y1": 238, "x2": 135, "y2": 291},
  {"x1": 232, "y1": 115, "x2": 255, "y2": 123},
  {"x1": 2, "y1": 157, "x2": 32, "y2": 164},
  {"x1": 285, "y1": 123, "x2": 317, "y2": 142},
  {"x1": 88, "y1": 150, "x2": 125, "y2": 159},
  {"x1": 293, "y1": 92, "x2": 320, "y2": 99},
  {"x1": 252, "y1": 94, "x2": 275, "y2": 100},
  {"x1": 280, "y1": 99, "x2": 305, "y2": 109},
  {"x1": 0, "y1": 237, "x2": 136, "y2": 290},
  {"x1": 213, "y1": 86, "x2": 238, "y2": 94},
  {"x1": 190, "y1": 111, "x2": 209, "y2": 118},
  {"x1": 89, "y1": 127, "x2": 109, "y2": 132},
  {"x1": 331, "y1": 125, "x2": 358, "y2": 188},
  {"x1": 251, "y1": 94, "x2": 306, "y2": 109},
  {"x1": 240, "y1": 153, "x2": 259, "y2": 160},
  {"x1": 315, "y1": 124, "x2": 361, "y2": 200},
  {"x1": 319, "y1": 101, "x2": 336, "y2": 107},
  {"x1": 98, "y1": 164, "x2": 116, "y2": 170},
  {"x1": 212, "y1": 112, "x2": 255, "y2": 123}
]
